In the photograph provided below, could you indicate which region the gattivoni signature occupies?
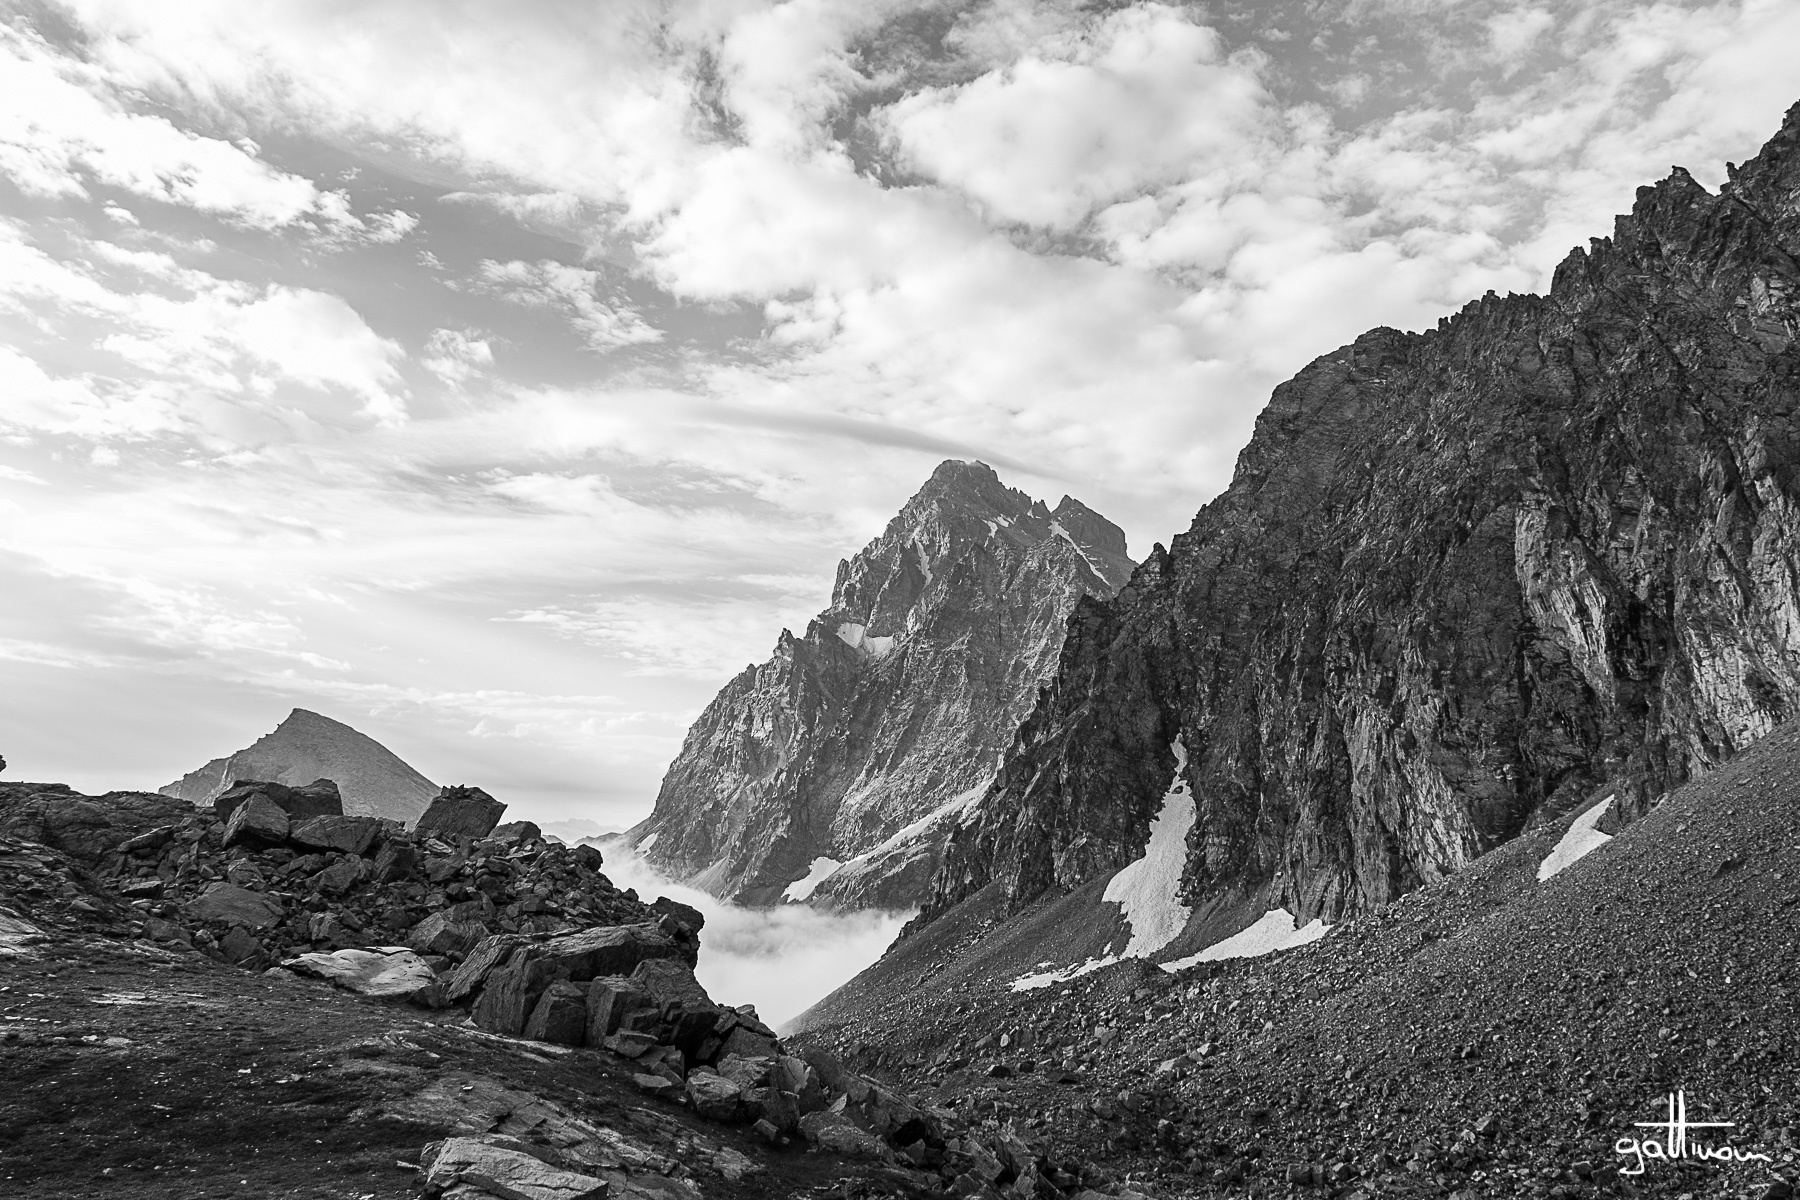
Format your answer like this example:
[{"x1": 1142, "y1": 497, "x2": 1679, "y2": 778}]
[{"x1": 1615, "y1": 1090, "x2": 1773, "y2": 1176}]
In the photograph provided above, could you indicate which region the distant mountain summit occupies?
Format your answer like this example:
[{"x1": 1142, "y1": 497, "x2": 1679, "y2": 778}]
[
  {"x1": 626, "y1": 459, "x2": 1136, "y2": 909},
  {"x1": 160, "y1": 708, "x2": 437, "y2": 825}
]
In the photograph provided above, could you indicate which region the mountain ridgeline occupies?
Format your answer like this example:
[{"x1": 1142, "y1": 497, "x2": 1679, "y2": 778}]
[
  {"x1": 628, "y1": 460, "x2": 1135, "y2": 908},
  {"x1": 920, "y1": 102, "x2": 1800, "y2": 935}
]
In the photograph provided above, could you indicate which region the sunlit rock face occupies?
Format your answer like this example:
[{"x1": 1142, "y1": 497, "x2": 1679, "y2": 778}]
[
  {"x1": 923, "y1": 102, "x2": 1800, "y2": 932},
  {"x1": 627, "y1": 459, "x2": 1136, "y2": 909}
]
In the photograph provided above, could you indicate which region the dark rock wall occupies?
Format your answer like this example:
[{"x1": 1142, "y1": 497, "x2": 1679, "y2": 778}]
[{"x1": 924, "y1": 101, "x2": 1800, "y2": 929}]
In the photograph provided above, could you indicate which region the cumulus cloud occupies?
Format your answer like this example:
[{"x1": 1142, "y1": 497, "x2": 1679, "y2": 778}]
[{"x1": 473, "y1": 259, "x2": 662, "y2": 350}]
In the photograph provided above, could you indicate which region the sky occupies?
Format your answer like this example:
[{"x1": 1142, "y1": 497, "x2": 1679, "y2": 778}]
[{"x1": 1, "y1": 0, "x2": 1797, "y2": 826}]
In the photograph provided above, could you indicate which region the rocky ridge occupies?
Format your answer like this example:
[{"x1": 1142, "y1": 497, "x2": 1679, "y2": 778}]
[
  {"x1": 923, "y1": 98, "x2": 1800, "y2": 936},
  {"x1": 630, "y1": 460, "x2": 1134, "y2": 909},
  {"x1": 161, "y1": 708, "x2": 438, "y2": 826}
]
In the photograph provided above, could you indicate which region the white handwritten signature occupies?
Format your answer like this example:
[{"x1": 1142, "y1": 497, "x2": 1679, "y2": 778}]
[{"x1": 1615, "y1": 1090, "x2": 1773, "y2": 1175}]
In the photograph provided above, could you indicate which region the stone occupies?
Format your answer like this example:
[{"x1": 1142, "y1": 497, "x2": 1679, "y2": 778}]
[
  {"x1": 283, "y1": 947, "x2": 438, "y2": 999},
  {"x1": 310, "y1": 855, "x2": 367, "y2": 895},
  {"x1": 214, "y1": 778, "x2": 343, "y2": 823},
  {"x1": 218, "y1": 927, "x2": 264, "y2": 964},
  {"x1": 491, "y1": 820, "x2": 542, "y2": 843},
  {"x1": 798, "y1": 1110, "x2": 887, "y2": 1159},
  {"x1": 423, "y1": 1136, "x2": 608, "y2": 1200},
  {"x1": 181, "y1": 882, "x2": 284, "y2": 930},
  {"x1": 120, "y1": 878, "x2": 165, "y2": 900},
  {"x1": 649, "y1": 896, "x2": 703, "y2": 934},
  {"x1": 371, "y1": 839, "x2": 420, "y2": 884},
  {"x1": 0, "y1": 787, "x2": 191, "y2": 862},
  {"x1": 289, "y1": 814, "x2": 383, "y2": 856},
  {"x1": 535, "y1": 922, "x2": 695, "y2": 980},
  {"x1": 684, "y1": 1069, "x2": 743, "y2": 1122},
  {"x1": 714, "y1": 1053, "x2": 772, "y2": 1091},
  {"x1": 444, "y1": 934, "x2": 528, "y2": 1003},
  {"x1": 604, "y1": 1031, "x2": 660, "y2": 1058},
  {"x1": 633, "y1": 1074, "x2": 681, "y2": 1100},
  {"x1": 585, "y1": 977, "x2": 656, "y2": 1045},
  {"x1": 719, "y1": 1025, "x2": 782, "y2": 1061},
  {"x1": 222, "y1": 795, "x2": 289, "y2": 849},
  {"x1": 407, "y1": 912, "x2": 487, "y2": 958},
  {"x1": 415, "y1": 785, "x2": 507, "y2": 840},
  {"x1": 523, "y1": 981, "x2": 588, "y2": 1046},
  {"x1": 473, "y1": 950, "x2": 560, "y2": 1037}
]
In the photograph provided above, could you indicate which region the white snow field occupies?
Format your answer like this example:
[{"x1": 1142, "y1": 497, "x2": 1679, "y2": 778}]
[{"x1": 1537, "y1": 794, "x2": 1615, "y2": 881}]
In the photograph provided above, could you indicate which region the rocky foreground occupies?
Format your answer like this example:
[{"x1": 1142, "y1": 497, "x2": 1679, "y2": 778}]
[{"x1": 0, "y1": 776, "x2": 1102, "y2": 1200}]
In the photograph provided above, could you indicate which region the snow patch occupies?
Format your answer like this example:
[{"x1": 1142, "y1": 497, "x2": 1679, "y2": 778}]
[
  {"x1": 1160, "y1": 909, "x2": 1331, "y2": 972},
  {"x1": 835, "y1": 622, "x2": 897, "y2": 662},
  {"x1": 1011, "y1": 955, "x2": 1119, "y2": 992},
  {"x1": 783, "y1": 857, "x2": 844, "y2": 903},
  {"x1": 636, "y1": 831, "x2": 660, "y2": 855},
  {"x1": 1537, "y1": 795, "x2": 1615, "y2": 881},
  {"x1": 1101, "y1": 739, "x2": 1195, "y2": 958},
  {"x1": 817, "y1": 784, "x2": 987, "y2": 886}
]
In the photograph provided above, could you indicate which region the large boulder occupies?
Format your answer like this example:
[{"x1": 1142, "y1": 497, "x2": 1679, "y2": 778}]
[
  {"x1": 472, "y1": 949, "x2": 561, "y2": 1036},
  {"x1": 533, "y1": 922, "x2": 696, "y2": 979},
  {"x1": 414, "y1": 785, "x2": 506, "y2": 840},
  {"x1": 221, "y1": 794, "x2": 289, "y2": 849},
  {"x1": 214, "y1": 778, "x2": 343, "y2": 822},
  {"x1": 523, "y1": 981, "x2": 588, "y2": 1045},
  {"x1": 798, "y1": 1111, "x2": 888, "y2": 1159},
  {"x1": 684, "y1": 1069, "x2": 743, "y2": 1122},
  {"x1": 490, "y1": 820, "x2": 542, "y2": 843},
  {"x1": 0, "y1": 786, "x2": 193, "y2": 862},
  {"x1": 444, "y1": 934, "x2": 529, "y2": 1003},
  {"x1": 181, "y1": 883, "x2": 284, "y2": 930},
  {"x1": 288, "y1": 814, "x2": 382, "y2": 856},
  {"x1": 282, "y1": 947, "x2": 437, "y2": 1000},
  {"x1": 407, "y1": 911, "x2": 487, "y2": 958},
  {"x1": 585, "y1": 976, "x2": 658, "y2": 1045},
  {"x1": 422, "y1": 1135, "x2": 607, "y2": 1200}
]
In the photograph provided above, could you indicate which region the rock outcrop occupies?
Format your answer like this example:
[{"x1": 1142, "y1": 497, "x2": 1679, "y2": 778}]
[
  {"x1": 923, "y1": 101, "x2": 1800, "y2": 933},
  {"x1": 628, "y1": 460, "x2": 1135, "y2": 908},
  {"x1": 161, "y1": 708, "x2": 437, "y2": 825}
]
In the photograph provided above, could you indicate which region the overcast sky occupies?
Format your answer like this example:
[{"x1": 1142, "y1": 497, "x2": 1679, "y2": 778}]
[{"x1": 1, "y1": 0, "x2": 1796, "y2": 824}]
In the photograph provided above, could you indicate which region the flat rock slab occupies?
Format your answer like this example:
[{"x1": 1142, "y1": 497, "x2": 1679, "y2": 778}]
[
  {"x1": 425, "y1": 1135, "x2": 609, "y2": 1200},
  {"x1": 289, "y1": 814, "x2": 382, "y2": 855},
  {"x1": 182, "y1": 882, "x2": 284, "y2": 930},
  {"x1": 282, "y1": 947, "x2": 436, "y2": 997}
]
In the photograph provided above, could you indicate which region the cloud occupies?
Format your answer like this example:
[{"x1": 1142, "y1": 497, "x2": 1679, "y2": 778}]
[
  {"x1": 422, "y1": 328, "x2": 494, "y2": 385},
  {"x1": 600, "y1": 843, "x2": 908, "y2": 1029},
  {"x1": 473, "y1": 259, "x2": 662, "y2": 350},
  {"x1": 0, "y1": 22, "x2": 361, "y2": 232}
]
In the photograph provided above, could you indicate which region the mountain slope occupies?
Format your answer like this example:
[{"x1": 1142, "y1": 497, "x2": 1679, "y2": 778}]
[
  {"x1": 921, "y1": 99, "x2": 1800, "y2": 940},
  {"x1": 160, "y1": 708, "x2": 438, "y2": 825},
  {"x1": 628, "y1": 460, "x2": 1135, "y2": 909}
]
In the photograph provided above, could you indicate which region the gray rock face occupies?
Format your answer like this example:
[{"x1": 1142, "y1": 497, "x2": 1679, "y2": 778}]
[
  {"x1": 921, "y1": 100, "x2": 1800, "y2": 932},
  {"x1": 416, "y1": 785, "x2": 507, "y2": 840},
  {"x1": 161, "y1": 708, "x2": 436, "y2": 824},
  {"x1": 628, "y1": 460, "x2": 1134, "y2": 908}
]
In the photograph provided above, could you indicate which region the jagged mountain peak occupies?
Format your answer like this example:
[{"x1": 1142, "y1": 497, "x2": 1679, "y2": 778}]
[{"x1": 630, "y1": 459, "x2": 1140, "y2": 908}]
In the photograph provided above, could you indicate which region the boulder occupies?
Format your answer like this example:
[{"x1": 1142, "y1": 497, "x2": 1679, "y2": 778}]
[
  {"x1": 444, "y1": 934, "x2": 528, "y2": 1003},
  {"x1": 371, "y1": 838, "x2": 420, "y2": 884},
  {"x1": 289, "y1": 814, "x2": 382, "y2": 856},
  {"x1": 585, "y1": 977, "x2": 657, "y2": 1044},
  {"x1": 523, "y1": 981, "x2": 588, "y2": 1045},
  {"x1": 214, "y1": 778, "x2": 343, "y2": 822},
  {"x1": 649, "y1": 896, "x2": 704, "y2": 934},
  {"x1": 719, "y1": 1025, "x2": 782, "y2": 1061},
  {"x1": 423, "y1": 1135, "x2": 608, "y2": 1200},
  {"x1": 181, "y1": 882, "x2": 284, "y2": 930},
  {"x1": 415, "y1": 785, "x2": 506, "y2": 840},
  {"x1": 604, "y1": 1031, "x2": 659, "y2": 1058},
  {"x1": 798, "y1": 1111, "x2": 888, "y2": 1159},
  {"x1": 309, "y1": 855, "x2": 367, "y2": 895},
  {"x1": 535, "y1": 922, "x2": 696, "y2": 979},
  {"x1": 222, "y1": 795, "x2": 290, "y2": 849},
  {"x1": 684, "y1": 1069, "x2": 743, "y2": 1122},
  {"x1": 407, "y1": 911, "x2": 487, "y2": 958},
  {"x1": 491, "y1": 820, "x2": 543, "y2": 843},
  {"x1": 473, "y1": 950, "x2": 560, "y2": 1036},
  {"x1": 283, "y1": 947, "x2": 438, "y2": 1000},
  {"x1": 714, "y1": 1053, "x2": 772, "y2": 1091},
  {"x1": 629, "y1": 958, "x2": 724, "y2": 1058},
  {"x1": 0, "y1": 788, "x2": 192, "y2": 862}
]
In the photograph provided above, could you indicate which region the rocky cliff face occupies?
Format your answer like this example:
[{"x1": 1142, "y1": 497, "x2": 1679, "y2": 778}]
[
  {"x1": 161, "y1": 708, "x2": 438, "y2": 826},
  {"x1": 629, "y1": 460, "x2": 1136, "y2": 908},
  {"x1": 923, "y1": 101, "x2": 1800, "y2": 931}
]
